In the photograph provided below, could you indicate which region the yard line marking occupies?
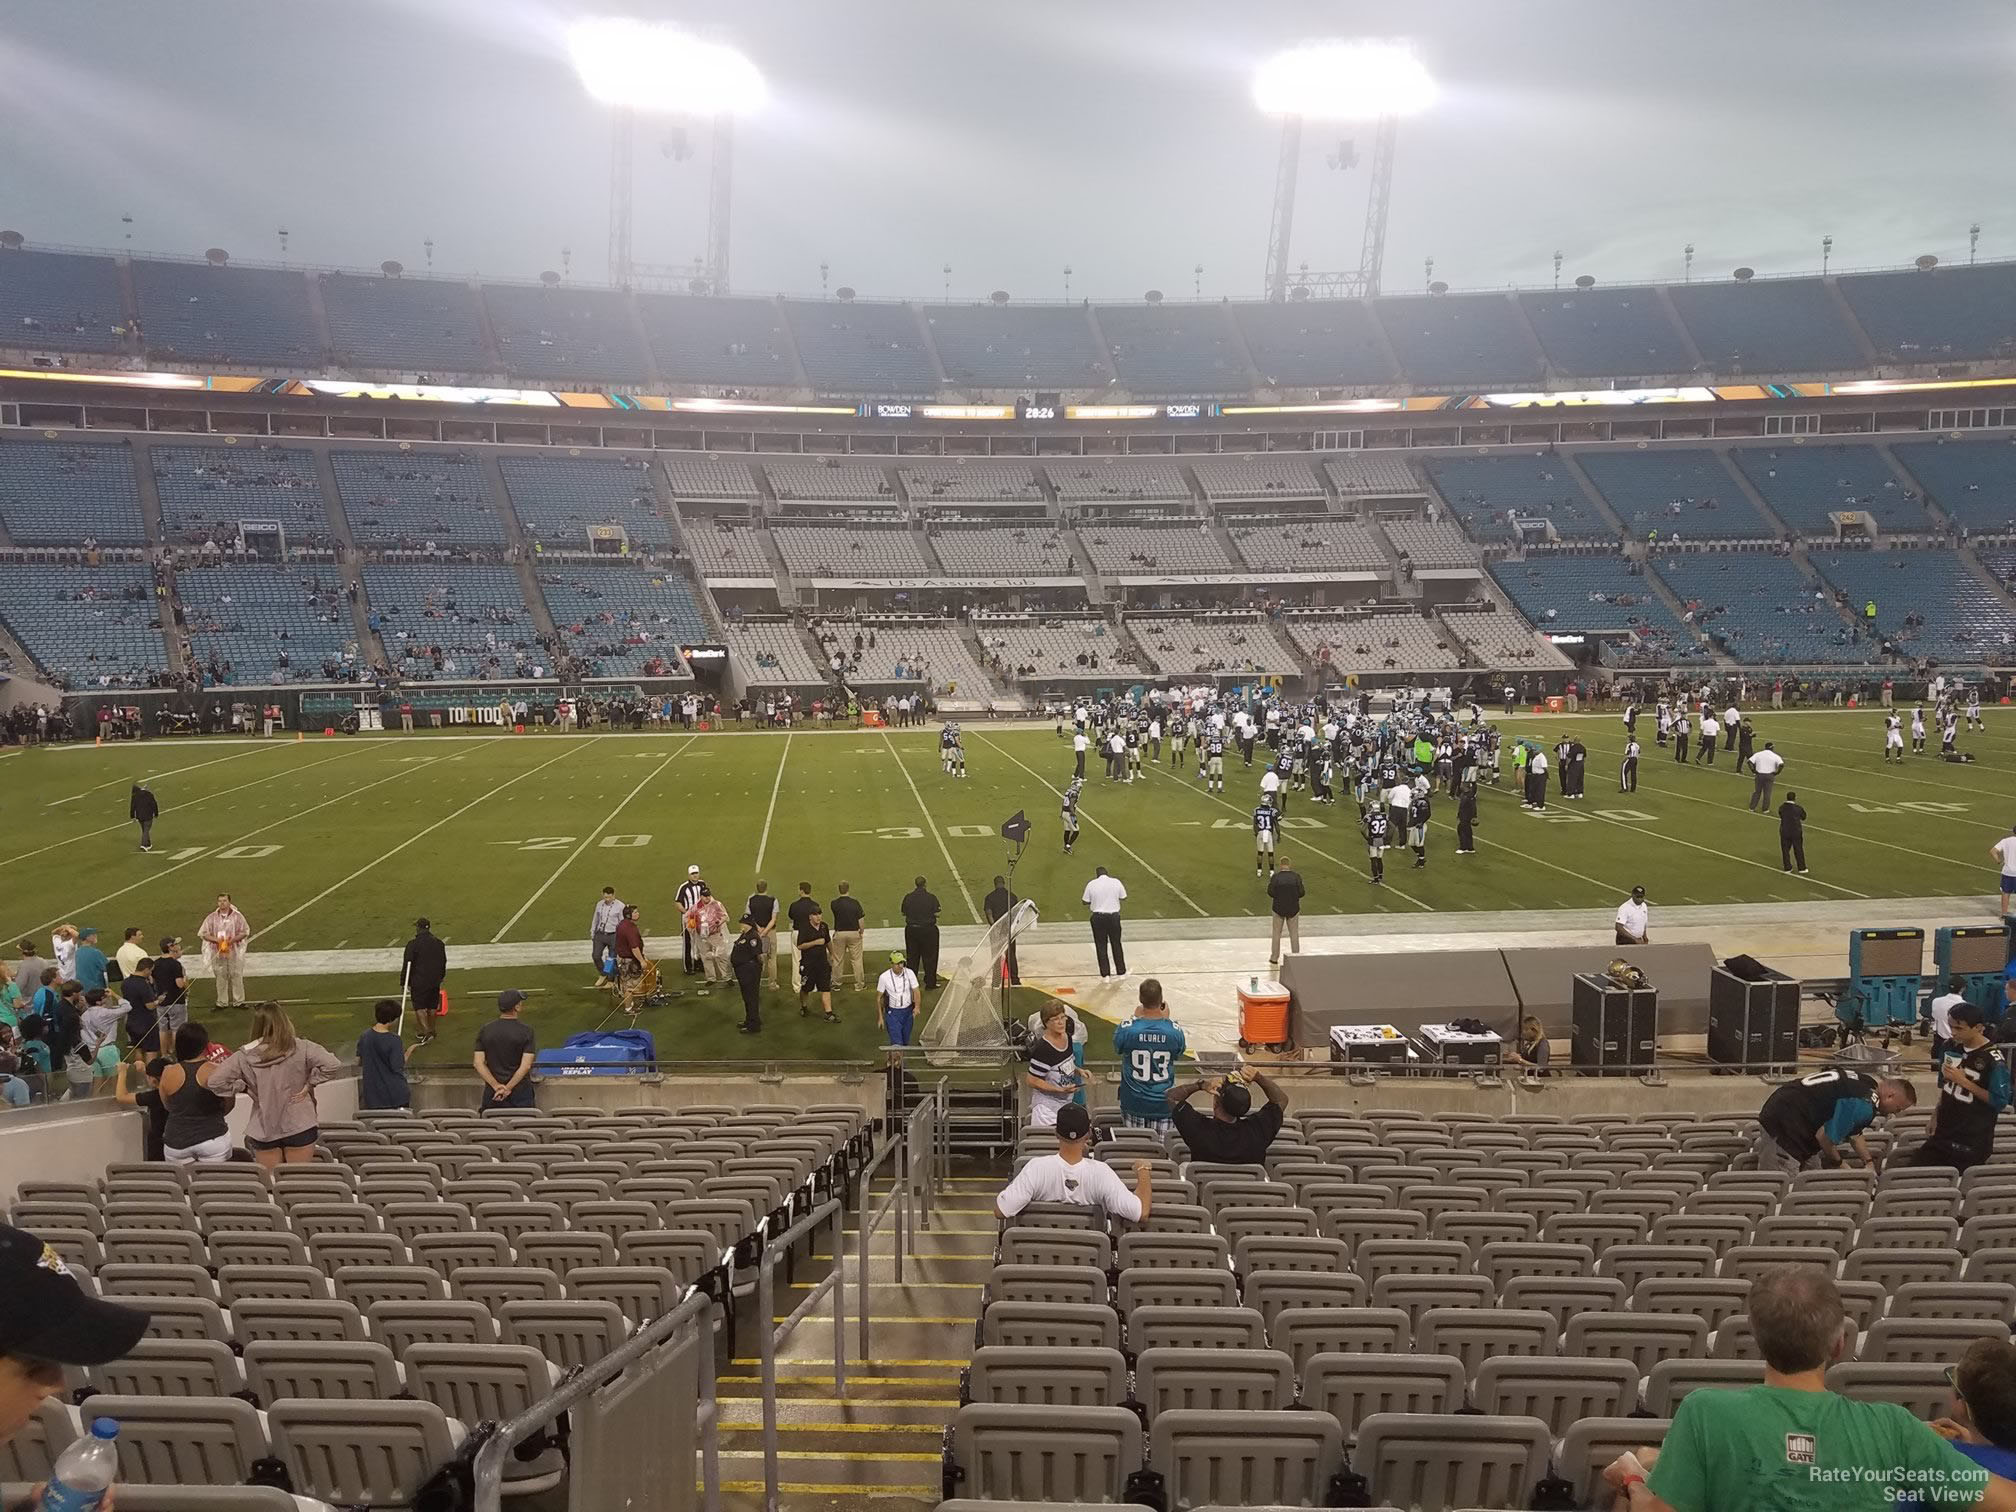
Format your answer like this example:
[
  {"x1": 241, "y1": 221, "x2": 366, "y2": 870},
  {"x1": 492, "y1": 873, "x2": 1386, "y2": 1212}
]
[
  {"x1": 1551, "y1": 793, "x2": 1871, "y2": 899},
  {"x1": 490, "y1": 736, "x2": 696, "y2": 941},
  {"x1": 257, "y1": 740, "x2": 594, "y2": 944},
  {"x1": 981, "y1": 735, "x2": 1206, "y2": 917},
  {"x1": 1137, "y1": 760, "x2": 1434, "y2": 912},
  {"x1": 883, "y1": 733, "x2": 982, "y2": 922},
  {"x1": 11, "y1": 745, "x2": 376, "y2": 866},
  {"x1": 16, "y1": 744, "x2": 488, "y2": 939},
  {"x1": 45, "y1": 743, "x2": 269, "y2": 806},
  {"x1": 753, "y1": 733, "x2": 793, "y2": 875}
]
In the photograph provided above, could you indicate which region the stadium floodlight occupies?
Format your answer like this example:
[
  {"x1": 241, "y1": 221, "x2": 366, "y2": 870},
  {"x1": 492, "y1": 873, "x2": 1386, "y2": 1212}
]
[
  {"x1": 1252, "y1": 39, "x2": 1435, "y2": 122},
  {"x1": 1256, "y1": 39, "x2": 1433, "y2": 302},
  {"x1": 567, "y1": 18, "x2": 766, "y2": 117}
]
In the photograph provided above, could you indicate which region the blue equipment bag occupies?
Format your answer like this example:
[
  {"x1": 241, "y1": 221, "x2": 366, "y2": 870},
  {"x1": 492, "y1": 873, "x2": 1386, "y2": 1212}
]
[{"x1": 534, "y1": 1028, "x2": 657, "y2": 1076}]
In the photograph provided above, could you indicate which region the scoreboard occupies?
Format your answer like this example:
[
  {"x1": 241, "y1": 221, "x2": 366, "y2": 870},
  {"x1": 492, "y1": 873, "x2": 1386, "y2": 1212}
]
[{"x1": 859, "y1": 397, "x2": 1214, "y2": 422}]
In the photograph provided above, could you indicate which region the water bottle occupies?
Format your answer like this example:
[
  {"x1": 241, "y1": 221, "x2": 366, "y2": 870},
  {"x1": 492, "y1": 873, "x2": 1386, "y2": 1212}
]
[{"x1": 41, "y1": 1417, "x2": 119, "y2": 1512}]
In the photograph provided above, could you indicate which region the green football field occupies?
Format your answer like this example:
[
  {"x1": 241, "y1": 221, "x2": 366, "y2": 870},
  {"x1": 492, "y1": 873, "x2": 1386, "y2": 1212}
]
[{"x1": 3, "y1": 710, "x2": 2010, "y2": 1063}]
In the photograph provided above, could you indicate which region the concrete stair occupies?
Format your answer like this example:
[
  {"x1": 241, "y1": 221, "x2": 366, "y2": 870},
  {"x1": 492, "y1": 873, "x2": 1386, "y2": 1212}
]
[
  {"x1": 1640, "y1": 554, "x2": 1730, "y2": 664},
  {"x1": 1059, "y1": 523, "x2": 1107, "y2": 604}
]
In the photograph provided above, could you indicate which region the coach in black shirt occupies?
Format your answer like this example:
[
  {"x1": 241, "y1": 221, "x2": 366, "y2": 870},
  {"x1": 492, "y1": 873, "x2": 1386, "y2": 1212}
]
[
  {"x1": 901, "y1": 877, "x2": 942, "y2": 989},
  {"x1": 984, "y1": 875, "x2": 1019, "y2": 986},
  {"x1": 787, "y1": 882, "x2": 820, "y2": 935},
  {"x1": 747, "y1": 882, "x2": 781, "y2": 988},
  {"x1": 1778, "y1": 791, "x2": 1808, "y2": 874}
]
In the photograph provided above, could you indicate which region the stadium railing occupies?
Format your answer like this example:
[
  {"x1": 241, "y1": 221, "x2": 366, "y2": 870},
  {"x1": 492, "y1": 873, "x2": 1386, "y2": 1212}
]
[{"x1": 855, "y1": 1081, "x2": 948, "y2": 1361}]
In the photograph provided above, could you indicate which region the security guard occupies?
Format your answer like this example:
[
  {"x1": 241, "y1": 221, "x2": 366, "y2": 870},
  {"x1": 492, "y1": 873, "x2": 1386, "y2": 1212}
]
[{"x1": 900, "y1": 876, "x2": 942, "y2": 989}]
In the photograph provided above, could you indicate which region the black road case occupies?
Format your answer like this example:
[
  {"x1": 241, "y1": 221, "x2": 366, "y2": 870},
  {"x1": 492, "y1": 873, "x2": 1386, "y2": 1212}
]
[
  {"x1": 1707, "y1": 964, "x2": 1800, "y2": 1073},
  {"x1": 1571, "y1": 972, "x2": 1658, "y2": 1076}
]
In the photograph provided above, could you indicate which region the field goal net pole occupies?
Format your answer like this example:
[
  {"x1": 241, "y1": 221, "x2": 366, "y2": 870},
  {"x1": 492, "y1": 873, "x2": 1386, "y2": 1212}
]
[{"x1": 394, "y1": 961, "x2": 411, "y2": 1041}]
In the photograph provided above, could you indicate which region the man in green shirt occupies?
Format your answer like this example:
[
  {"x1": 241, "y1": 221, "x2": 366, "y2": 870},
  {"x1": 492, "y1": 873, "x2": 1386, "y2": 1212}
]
[{"x1": 1608, "y1": 1265, "x2": 2016, "y2": 1511}]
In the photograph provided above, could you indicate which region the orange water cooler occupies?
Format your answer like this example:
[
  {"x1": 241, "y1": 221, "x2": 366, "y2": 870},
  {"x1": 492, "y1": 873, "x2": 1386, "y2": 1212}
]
[{"x1": 1237, "y1": 976, "x2": 1293, "y2": 1053}]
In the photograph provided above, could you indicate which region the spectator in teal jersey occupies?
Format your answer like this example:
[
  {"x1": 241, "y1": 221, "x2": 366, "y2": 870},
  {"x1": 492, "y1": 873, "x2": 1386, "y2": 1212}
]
[{"x1": 1114, "y1": 980, "x2": 1186, "y2": 1137}]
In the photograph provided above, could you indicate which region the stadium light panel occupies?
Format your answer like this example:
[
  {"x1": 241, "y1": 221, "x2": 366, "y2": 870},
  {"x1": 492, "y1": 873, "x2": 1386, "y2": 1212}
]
[
  {"x1": 567, "y1": 18, "x2": 766, "y2": 116},
  {"x1": 1252, "y1": 39, "x2": 1436, "y2": 121}
]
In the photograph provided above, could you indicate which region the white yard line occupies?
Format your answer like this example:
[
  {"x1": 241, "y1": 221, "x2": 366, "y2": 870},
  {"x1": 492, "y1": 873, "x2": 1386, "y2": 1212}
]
[
  {"x1": 1553, "y1": 797, "x2": 1871, "y2": 900},
  {"x1": 12, "y1": 746, "x2": 374, "y2": 866},
  {"x1": 981, "y1": 736, "x2": 1206, "y2": 918},
  {"x1": 884, "y1": 733, "x2": 983, "y2": 922},
  {"x1": 259, "y1": 740, "x2": 592, "y2": 945},
  {"x1": 45, "y1": 744, "x2": 269, "y2": 806},
  {"x1": 490, "y1": 737, "x2": 695, "y2": 942},
  {"x1": 1138, "y1": 759, "x2": 1437, "y2": 913},
  {"x1": 753, "y1": 732, "x2": 793, "y2": 875},
  {"x1": 17, "y1": 744, "x2": 487, "y2": 939}
]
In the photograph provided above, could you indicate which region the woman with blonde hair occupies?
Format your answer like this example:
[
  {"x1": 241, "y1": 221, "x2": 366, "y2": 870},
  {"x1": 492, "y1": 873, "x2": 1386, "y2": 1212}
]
[
  {"x1": 1507, "y1": 1014, "x2": 1552, "y2": 1077},
  {"x1": 207, "y1": 1002, "x2": 341, "y2": 1166}
]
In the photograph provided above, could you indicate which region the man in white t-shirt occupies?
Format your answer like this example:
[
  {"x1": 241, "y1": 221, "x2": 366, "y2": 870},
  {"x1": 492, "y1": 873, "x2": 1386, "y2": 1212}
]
[
  {"x1": 994, "y1": 1104, "x2": 1152, "y2": 1221},
  {"x1": 1083, "y1": 866, "x2": 1128, "y2": 979},
  {"x1": 1995, "y1": 825, "x2": 2016, "y2": 919},
  {"x1": 1072, "y1": 729, "x2": 1089, "y2": 780},
  {"x1": 1745, "y1": 742, "x2": 1786, "y2": 812},
  {"x1": 1929, "y1": 975, "x2": 1971, "y2": 1061},
  {"x1": 876, "y1": 951, "x2": 921, "y2": 1048},
  {"x1": 1616, "y1": 884, "x2": 1650, "y2": 946}
]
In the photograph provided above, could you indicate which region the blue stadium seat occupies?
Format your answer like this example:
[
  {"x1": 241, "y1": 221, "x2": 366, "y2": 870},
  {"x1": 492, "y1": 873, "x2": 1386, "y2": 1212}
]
[
  {"x1": 636, "y1": 294, "x2": 796, "y2": 386},
  {"x1": 1889, "y1": 437, "x2": 2016, "y2": 534},
  {"x1": 1232, "y1": 301, "x2": 1396, "y2": 388},
  {"x1": 1650, "y1": 552, "x2": 1865, "y2": 664},
  {"x1": 0, "y1": 439, "x2": 147, "y2": 545},
  {"x1": 1489, "y1": 555, "x2": 1708, "y2": 665},
  {"x1": 1517, "y1": 288, "x2": 1692, "y2": 378},
  {"x1": 1981, "y1": 545, "x2": 2016, "y2": 598},
  {"x1": 362, "y1": 564, "x2": 541, "y2": 680},
  {"x1": 782, "y1": 299, "x2": 937, "y2": 394},
  {"x1": 1421, "y1": 452, "x2": 1611, "y2": 542},
  {"x1": 483, "y1": 284, "x2": 652, "y2": 383},
  {"x1": 500, "y1": 455, "x2": 669, "y2": 549},
  {"x1": 1667, "y1": 278, "x2": 1865, "y2": 374},
  {"x1": 0, "y1": 563, "x2": 167, "y2": 687},
  {"x1": 178, "y1": 563, "x2": 359, "y2": 684},
  {"x1": 537, "y1": 564, "x2": 707, "y2": 676},
  {"x1": 1728, "y1": 445, "x2": 1930, "y2": 536},
  {"x1": 1807, "y1": 548, "x2": 2016, "y2": 664},
  {"x1": 1373, "y1": 293, "x2": 1543, "y2": 386},
  {"x1": 923, "y1": 304, "x2": 1106, "y2": 388},
  {"x1": 0, "y1": 249, "x2": 127, "y2": 353},
  {"x1": 1577, "y1": 451, "x2": 1771, "y2": 542},
  {"x1": 1838, "y1": 263, "x2": 2016, "y2": 364},
  {"x1": 131, "y1": 261, "x2": 320, "y2": 366},
  {"x1": 1095, "y1": 304, "x2": 1248, "y2": 395},
  {"x1": 332, "y1": 449, "x2": 503, "y2": 548},
  {"x1": 319, "y1": 274, "x2": 490, "y2": 373},
  {"x1": 152, "y1": 443, "x2": 334, "y2": 548}
]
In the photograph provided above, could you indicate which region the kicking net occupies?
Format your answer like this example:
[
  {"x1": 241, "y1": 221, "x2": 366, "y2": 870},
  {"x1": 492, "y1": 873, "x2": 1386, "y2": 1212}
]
[{"x1": 920, "y1": 897, "x2": 1039, "y2": 1065}]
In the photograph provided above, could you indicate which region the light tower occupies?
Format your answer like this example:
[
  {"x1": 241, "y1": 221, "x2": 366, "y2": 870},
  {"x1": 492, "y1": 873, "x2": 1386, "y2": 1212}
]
[
  {"x1": 569, "y1": 18, "x2": 765, "y2": 295},
  {"x1": 1254, "y1": 39, "x2": 1435, "y2": 301}
]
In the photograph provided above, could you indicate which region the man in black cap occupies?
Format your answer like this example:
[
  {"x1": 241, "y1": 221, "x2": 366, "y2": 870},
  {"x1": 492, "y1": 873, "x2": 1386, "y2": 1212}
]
[
  {"x1": 401, "y1": 917, "x2": 448, "y2": 1048},
  {"x1": 473, "y1": 990, "x2": 536, "y2": 1113},
  {"x1": 901, "y1": 876, "x2": 942, "y2": 990},
  {"x1": 1163, "y1": 1060, "x2": 1288, "y2": 1164},
  {"x1": 729, "y1": 913, "x2": 765, "y2": 1036},
  {"x1": 0, "y1": 1223, "x2": 149, "y2": 1443},
  {"x1": 984, "y1": 874, "x2": 1020, "y2": 986},
  {"x1": 993, "y1": 1104, "x2": 1152, "y2": 1221}
]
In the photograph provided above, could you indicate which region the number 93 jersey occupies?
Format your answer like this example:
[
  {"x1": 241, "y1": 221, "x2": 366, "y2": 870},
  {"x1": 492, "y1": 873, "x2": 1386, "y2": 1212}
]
[{"x1": 1114, "y1": 1016, "x2": 1187, "y2": 1122}]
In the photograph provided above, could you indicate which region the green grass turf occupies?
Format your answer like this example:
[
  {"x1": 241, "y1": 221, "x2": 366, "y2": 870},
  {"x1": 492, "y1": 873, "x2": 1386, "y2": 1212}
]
[{"x1": 3, "y1": 710, "x2": 2010, "y2": 1061}]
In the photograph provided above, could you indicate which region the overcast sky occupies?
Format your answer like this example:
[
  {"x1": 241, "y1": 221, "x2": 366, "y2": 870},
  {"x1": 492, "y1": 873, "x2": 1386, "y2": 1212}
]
[{"x1": 2, "y1": 0, "x2": 2010, "y2": 302}]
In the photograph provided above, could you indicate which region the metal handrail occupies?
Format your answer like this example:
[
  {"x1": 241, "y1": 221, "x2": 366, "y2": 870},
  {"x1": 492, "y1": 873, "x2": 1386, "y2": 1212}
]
[
  {"x1": 469, "y1": 1284, "x2": 719, "y2": 1512},
  {"x1": 853, "y1": 1125, "x2": 909, "y2": 1363},
  {"x1": 755, "y1": 1196, "x2": 847, "y2": 1512}
]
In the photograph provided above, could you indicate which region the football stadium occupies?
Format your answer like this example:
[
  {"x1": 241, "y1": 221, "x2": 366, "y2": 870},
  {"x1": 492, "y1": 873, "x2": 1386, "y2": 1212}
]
[{"x1": 4, "y1": 6, "x2": 2016, "y2": 1511}]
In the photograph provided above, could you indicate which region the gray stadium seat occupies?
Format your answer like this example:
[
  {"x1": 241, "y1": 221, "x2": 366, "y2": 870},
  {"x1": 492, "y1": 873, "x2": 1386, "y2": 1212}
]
[
  {"x1": 982, "y1": 1301, "x2": 1120, "y2": 1351},
  {"x1": 90, "y1": 1338, "x2": 246, "y2": 1400},
  {"x1": 1888, "y1": 1280, "x2": 2016, "y2": 1322},
  {"x1": 1478, "y1": 1241, "x2": 1593, "y2": 1291},
  {"x1": 1271, "y1": 1307, "x2": 1409, "y2": 1373},
  {"x1": 1116, "y1": 1231, "x2": 1228, "y2": 1270},
  {"x1": 242, "y1": 1339, "x2": 403, "y2": 1402},
  {"x1": 1118, "y1": 1266, "x2": 1238, "y2": 1312},
  {"x1": 1233, "y1": 1235, "x2": 1350, "y2": 1276},
  {"x1": 1417, "y1": 1308, "x2": 1558, "y2": 1377},
  {"x1": 1631, "y1": 1276, "x2": 1752, "y2": 1332},
  {"x1": 1499, "y1": 1275, "x2": 1627, "y2": 1330},
  {"x1": 1245, "y1": 1269, "x2": 1366, "y2": 1328},
  {"x1": 267, "y1": 1399, "x2": 459, "y2": 1508},
  {"x1": 403, "y1": 1342, "x2": 565, "y2": 1493},
  {"x1": 1557, "y1": 1417, "x2": 1673, "y2": 1508},
  {"x1": 1826, "y1": 1361, "x2": 1953, "y2": 1419},
  {"x1": 1843, "y1": 1247, "x2": 1965, "y2": 1289},
  {"x1": 88, "y1": 1395, "x2": 269, "y2": 1486},
  {"x1": 1356, "y1": 1412, "x2": 1551, "y2": 1512},
  {"x1": 1002, "y1": 1226, "x2": 1113, "y2": 1270},
  {"x1": 1135, "y1": 1346, "x2": 1294, "y2": 1418},
  {"x1": 1370, "y1": 1272, "x2": 1495, "y2": 1326},
  {"x1": 991, "y1": 1264, "x2": 1110, "y2": 1307},
  {"x1": 966, "y1": 1346, "x2": 1128, "y2": 1408},
  {"x1": 1865, "y1": 1316, "x2": 2009, "y2": 1364},
  {"x1": 1148, "y1": 1408, "x2": 1344, "y2": 1511},
  {"x1": 1597, "y1": 1243, "x2": 1716, "y2": 1292},
  {"x1": 1564, "y1": 1310, "x2": 1710, "y2": 1375},
  {"x1": 0, "y1": 1491, "x2": 321, "y2": 1512},
  {"x1": 1472, "y1": 1353, "x2": 1639, "y2": 1434},
  {"x1": 1643, "y1": 1358, "x2": 1768, "y2": 1415},
  {"x1": 1128, "y1": 1304, "x2": 1265, "y2": 1352},
  {"x1": 947, "y1": 1403, "x2": 1143, "y2": 1503},
  {"x1": 1301, "y1": 1352, "x2": 1465, "y2": 1438}
]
